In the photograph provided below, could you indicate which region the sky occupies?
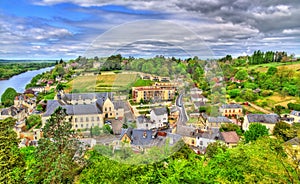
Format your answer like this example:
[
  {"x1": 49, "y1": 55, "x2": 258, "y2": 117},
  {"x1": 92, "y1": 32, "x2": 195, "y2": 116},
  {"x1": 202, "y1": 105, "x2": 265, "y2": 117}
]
[{"x1": 0, "y1": 0, "x2": 300, "y2": 59}]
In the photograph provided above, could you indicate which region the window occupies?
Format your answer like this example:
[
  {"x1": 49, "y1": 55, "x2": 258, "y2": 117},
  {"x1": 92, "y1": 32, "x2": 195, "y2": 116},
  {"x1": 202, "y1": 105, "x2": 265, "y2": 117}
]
[
  {"x1": 116, "y1": 113, "x2": 118, "y2": 116},
  {"x1": 91, "y1": 117, "x2": 94, "y2": 121},
  {"x1": 191, "y1": 139, "x2": 195, "y2": 145},
  {"x1": 81, "y1": 124, "x2": 83, "y2": 128},
  {"x1": 80, "y1": 118, "x2": 83, "y2": 122},
  {"x1": 200, "y1": 141, "x2": 203, "y2": 145},
  {"x1": 105, "y1": 107, "x2": 107, "y2": 111},
  {"x1": 75, "y1": 118, "x2": 78, "y2": 122},
  {"x1": 75, "y1": 124, "x2": 78, "y2": 128},
  {"x1": 86, "y1": 117, "x2": 89, "y2": 122},
  {"x1": 110, "y1": 113, "x2": 112, "y2": 116},
  {"x1": 97, "y1": 117, "x2": 100, "y2": 121},
  {"x1": 86, "y1": 124, "x2": 88, "y2": 127},
  {"x1": 109, "y1": 107, "x2": 111, "y2": 111}
]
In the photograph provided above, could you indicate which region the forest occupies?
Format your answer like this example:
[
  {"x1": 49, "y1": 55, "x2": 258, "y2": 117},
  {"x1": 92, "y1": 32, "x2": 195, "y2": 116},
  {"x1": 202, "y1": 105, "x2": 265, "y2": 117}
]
[{"x1": 0, "y1": 61, "x2": 55, "y2": 80}]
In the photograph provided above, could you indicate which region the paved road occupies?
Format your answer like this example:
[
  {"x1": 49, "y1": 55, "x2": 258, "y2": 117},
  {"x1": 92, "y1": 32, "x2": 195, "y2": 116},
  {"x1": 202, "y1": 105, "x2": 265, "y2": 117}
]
[{"x1": 176, "y1": 94, "x2": 188, "y2": 125}]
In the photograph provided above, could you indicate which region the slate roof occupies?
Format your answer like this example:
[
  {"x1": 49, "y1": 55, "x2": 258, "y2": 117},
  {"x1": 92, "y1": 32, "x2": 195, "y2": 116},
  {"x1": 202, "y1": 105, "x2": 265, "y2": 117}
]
[
  {"x1": 43, "y1": 100, "x2": 102, "y2": 116},
  {"x1": 136, "y1": 115, "x2": 151, "y2": 124},
  {"x1": 120, "y1": 128, "x2": 133, "y2": 139},
  {"x1": 247, "y1": 114, "x2": 279, "y2": 124},
  {"x1": 220, "y1": 131, "x2": 240, "y2": 143},
  {"x1": 113, "y1": 101, "x2": 124, "y2": 110},
  {"x1": 131, "y1": 129, "x2": 156, "y2": 146},
  {"x1": 207, "y1": 116, "x2": 232, "y2": 123},
  {"x1": 291, "y1": 110, "x2": 300, "y2": 117},
  {"x1": 64, "y1": 92, "x2": 112, "y2": 101},
  {"x1": 221, "y1": 104, "x2": 242, "y2": 109},
  {"x1": 152, "y1": 107, "x2": 167, "y2": 116}
]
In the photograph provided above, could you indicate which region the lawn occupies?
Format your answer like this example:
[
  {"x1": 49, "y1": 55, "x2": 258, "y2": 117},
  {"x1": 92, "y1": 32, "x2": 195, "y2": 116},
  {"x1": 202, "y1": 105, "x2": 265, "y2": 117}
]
[
  {"x1": 67, "y1": 72, "x2": 138, "y2": 93},
  {"x1": 237, "y1": 61, "x2": 300, "y2": 73},
  {"x1": 133, "y1": 79, "x2": 153, "y2": 87}
]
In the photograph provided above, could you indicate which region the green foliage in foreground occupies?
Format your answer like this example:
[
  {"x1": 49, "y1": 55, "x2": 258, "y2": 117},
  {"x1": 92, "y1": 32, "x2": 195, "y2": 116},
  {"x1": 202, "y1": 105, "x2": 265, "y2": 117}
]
[
  {"x1": 79, "y1": 137, "x2": 299, "y2": 183},
  {"x1": 244, "y1": 123, "x2": 269, "y2": 143},
  {"x1": 0, "y1": 117, "x2": 25, "y2": 183}
]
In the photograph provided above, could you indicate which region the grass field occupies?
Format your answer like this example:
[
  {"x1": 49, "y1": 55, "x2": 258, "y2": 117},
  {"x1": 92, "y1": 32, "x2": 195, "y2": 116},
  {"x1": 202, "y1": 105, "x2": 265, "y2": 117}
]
[
  {"x1": 67, "y1": 72, "x2": 138, "y2": 93},
  {"x1": 133, "y1": 79, "x2": 153, "y2": 87},
  {"x1": 237, "y1": 61, "x2": 300, "y2": 73}
]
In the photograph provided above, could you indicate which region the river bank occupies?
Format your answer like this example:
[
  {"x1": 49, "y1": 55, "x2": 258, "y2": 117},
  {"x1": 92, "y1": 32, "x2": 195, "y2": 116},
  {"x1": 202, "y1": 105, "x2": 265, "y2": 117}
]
[{"x1": 0, "y1": 66, "x2": 54, "y2": 99}]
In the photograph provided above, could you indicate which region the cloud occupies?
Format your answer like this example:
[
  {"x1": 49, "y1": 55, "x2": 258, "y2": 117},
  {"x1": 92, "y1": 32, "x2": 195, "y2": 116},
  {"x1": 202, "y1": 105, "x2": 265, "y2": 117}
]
[{"x1": 1, "y1": 0, "x2": 300, "y2": 59}]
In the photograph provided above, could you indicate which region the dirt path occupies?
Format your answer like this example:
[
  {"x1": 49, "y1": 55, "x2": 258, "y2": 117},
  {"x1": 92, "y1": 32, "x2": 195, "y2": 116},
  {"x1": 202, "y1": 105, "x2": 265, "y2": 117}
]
[{"x1": 247, "y1": 102, "x2": 273, "y2": 114}]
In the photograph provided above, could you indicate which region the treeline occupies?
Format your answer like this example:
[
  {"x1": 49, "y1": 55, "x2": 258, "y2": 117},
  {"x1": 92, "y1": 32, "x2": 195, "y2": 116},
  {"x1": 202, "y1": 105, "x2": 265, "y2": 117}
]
[
  {"x1": 249, "y1": 50, "x2": 288, "y2": 65},
  {"x1": 0, "y1": 62, "x2": 55, "y2": 80}
]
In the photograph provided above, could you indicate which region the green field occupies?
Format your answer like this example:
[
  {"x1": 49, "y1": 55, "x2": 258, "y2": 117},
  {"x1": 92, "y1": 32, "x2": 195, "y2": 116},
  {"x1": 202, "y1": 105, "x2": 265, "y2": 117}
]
[
  {"x1": 67, "y1": 72, "x2": 138, "y2": 93},
  {"x1": 133, "y1": 79, "x2": 153, "y2": 87}
]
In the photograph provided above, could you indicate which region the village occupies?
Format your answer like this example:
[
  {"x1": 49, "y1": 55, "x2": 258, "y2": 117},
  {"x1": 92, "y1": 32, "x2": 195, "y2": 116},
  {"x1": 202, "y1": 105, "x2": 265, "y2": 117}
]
[{"x1": 1, "y1": 59, "x2": 300, "y2": 156}]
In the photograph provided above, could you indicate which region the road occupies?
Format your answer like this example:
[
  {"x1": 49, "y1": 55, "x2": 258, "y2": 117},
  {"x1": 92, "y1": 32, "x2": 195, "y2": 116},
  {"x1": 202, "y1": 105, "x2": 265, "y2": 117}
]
[{"x1": 176, "y1": 94, "x2": 188, "y2": 125}]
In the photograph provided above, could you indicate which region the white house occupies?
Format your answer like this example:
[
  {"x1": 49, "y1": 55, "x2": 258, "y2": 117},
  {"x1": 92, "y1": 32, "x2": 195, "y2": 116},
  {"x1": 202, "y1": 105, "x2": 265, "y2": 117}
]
[
  {"x1": 290, "y1": 110, "x2": 300, "y2": 123},
  {"x1": 150, "y1": 107, "x2": 168, "y2": 128}
]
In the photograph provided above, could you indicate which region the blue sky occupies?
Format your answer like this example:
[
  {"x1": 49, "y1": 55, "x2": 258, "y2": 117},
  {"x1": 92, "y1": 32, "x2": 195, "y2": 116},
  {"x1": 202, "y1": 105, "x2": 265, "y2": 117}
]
[{"x1": 0, "y1": 0, "x2": 300, "y2": 59}]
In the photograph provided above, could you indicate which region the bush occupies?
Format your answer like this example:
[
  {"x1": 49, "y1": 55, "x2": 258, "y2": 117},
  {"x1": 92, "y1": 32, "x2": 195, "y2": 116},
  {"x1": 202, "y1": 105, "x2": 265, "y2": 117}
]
[
  {"x1": 287, "y1": 103, "x2": 300, "y2": 111},
  {"x1": 261, "y1": 90, "x2": 273, "y2": 97}
]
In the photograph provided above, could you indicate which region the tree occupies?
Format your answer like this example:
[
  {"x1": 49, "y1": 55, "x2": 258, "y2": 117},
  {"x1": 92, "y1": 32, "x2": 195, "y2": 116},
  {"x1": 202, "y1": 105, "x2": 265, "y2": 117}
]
[
  {"x1": 30, "y1": 107, "x2": 82, "y2": 183},
  {"x1": 234, "y1": 70, "x2": 248, "y2": 80},
  {"x1": 206, "y1": 141, "x2": 227, "y2": 158},
  {"x1": 244, "y1": 123, "x2": 269, "y2": 143},
  {"x1": 220, "y1": 123, "x2": 243, "y2": 136},
  {"x1": 25, "y1": 114, "x2": 42, "y2": 130},
  {"x1": 0, "y1": 117, "x2": 25, "y2": 183},
  {"x1": 91, "y1": 125, "x2": 101, "y2": 136},
  {"x1": 273, "y1": 121, "x2": 295, "y2": 141},
  {"x1": 1, "y1": 87, "x2": 17, "y2": 107},
  {"x1": 267, "y1": 66, "x2": 278, "y2": 75},
  {"x1": 102, "y1": 124, "x2": 113, "y2": 134}
]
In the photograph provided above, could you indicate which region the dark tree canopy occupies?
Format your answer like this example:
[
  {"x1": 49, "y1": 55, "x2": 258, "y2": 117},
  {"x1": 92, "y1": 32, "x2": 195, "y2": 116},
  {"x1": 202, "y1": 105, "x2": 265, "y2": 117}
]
[
  {"x1": 244, "y1": 123, "x2": 269, "y2": 143},
  {"x1": 30, "y1": 107, "x2": 82, "y2": 184},
  {"x1": 1, "y1": 87, "x2": 17, "y2": 107},
  {"x1": 0, "y1": 117, "x2": 25, "y2": 183}
]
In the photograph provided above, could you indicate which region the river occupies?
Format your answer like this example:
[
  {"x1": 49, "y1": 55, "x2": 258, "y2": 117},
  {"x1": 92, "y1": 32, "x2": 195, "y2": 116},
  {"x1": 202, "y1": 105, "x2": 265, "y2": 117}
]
[{"x1": 0, "y1": 67, "x2": 54, "y2": 100}]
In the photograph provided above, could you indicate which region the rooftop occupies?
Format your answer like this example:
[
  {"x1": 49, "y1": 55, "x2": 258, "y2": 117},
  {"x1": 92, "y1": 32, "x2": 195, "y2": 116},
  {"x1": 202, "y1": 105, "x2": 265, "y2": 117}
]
[
  {"x1": 247, "y1": 114, "x2": 279, "y2": 124},
  {"x1": 221, "y1": 104, "x2": 242, "y2": 109},
  {"x1": 220, "y1": 131, "x2": 240, "y2": 143},
  {"x1": 151, "y1": 107, "x2": 168, "y2": 116}
]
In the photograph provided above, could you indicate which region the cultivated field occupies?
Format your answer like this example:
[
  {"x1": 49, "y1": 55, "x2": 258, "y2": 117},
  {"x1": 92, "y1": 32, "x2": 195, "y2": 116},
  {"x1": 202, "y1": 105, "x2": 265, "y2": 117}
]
[{"x1": 67, "y1": 72, "x2": 138, "y2": 93}]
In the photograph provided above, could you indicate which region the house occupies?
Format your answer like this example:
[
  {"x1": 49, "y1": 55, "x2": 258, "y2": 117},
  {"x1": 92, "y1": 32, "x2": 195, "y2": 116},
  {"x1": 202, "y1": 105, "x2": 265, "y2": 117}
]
[
  {"x1": 219, "y1": 104, "x2": 243, "y2": 117},
  {"x1": 136, "y1": 115, "x2": 153, "y2": 130},
  {"x1": 206, "y1": 116, "x2": 232, "y2": 128},
  {"x1": 177, "y1": 125, "x2": 220, "y2": 152},
  {"x1": 0, "y1": 106, "x2": 27, "y2": 121},
  {"x1": 14, "y1": 94, "x2": 37, "y2": 113},
  {"x1": 132, "y1": 83, "x2": 176, "y2": 102},
  {"x1": 290, "y1": 110, "x2": 300, "y2": 123},
  {"x1": 150, "y1": 107, "x2": 168, "y2": 129},
  {"x1": 120, "y1": 128, "x2": 181, "y2": 149},
  {"x1": 190, "y1": 94, "x2": 208, "y2": 103},
  {"x1": 243, "y1": 114, "x2": 279, "y2": 133},
  {"x1": 190, "y1": 87, "x2": 202, "y2": 95},
  {"x1": 284, "y1": 137, "x2": 300, "y2": 161},
  {"x1": 220, "y1": 131, "x2": 240, "y2": 148},
  {"x1": 42, "y1": 93, "x2": 124, "y2": 130}
]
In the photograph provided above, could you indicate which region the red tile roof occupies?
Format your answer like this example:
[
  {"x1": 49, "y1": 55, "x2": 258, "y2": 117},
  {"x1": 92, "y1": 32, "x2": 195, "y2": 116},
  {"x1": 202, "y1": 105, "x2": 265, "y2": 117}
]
[{"x1": 221, "y1": 131, "x2": 239, "y2": 143}]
